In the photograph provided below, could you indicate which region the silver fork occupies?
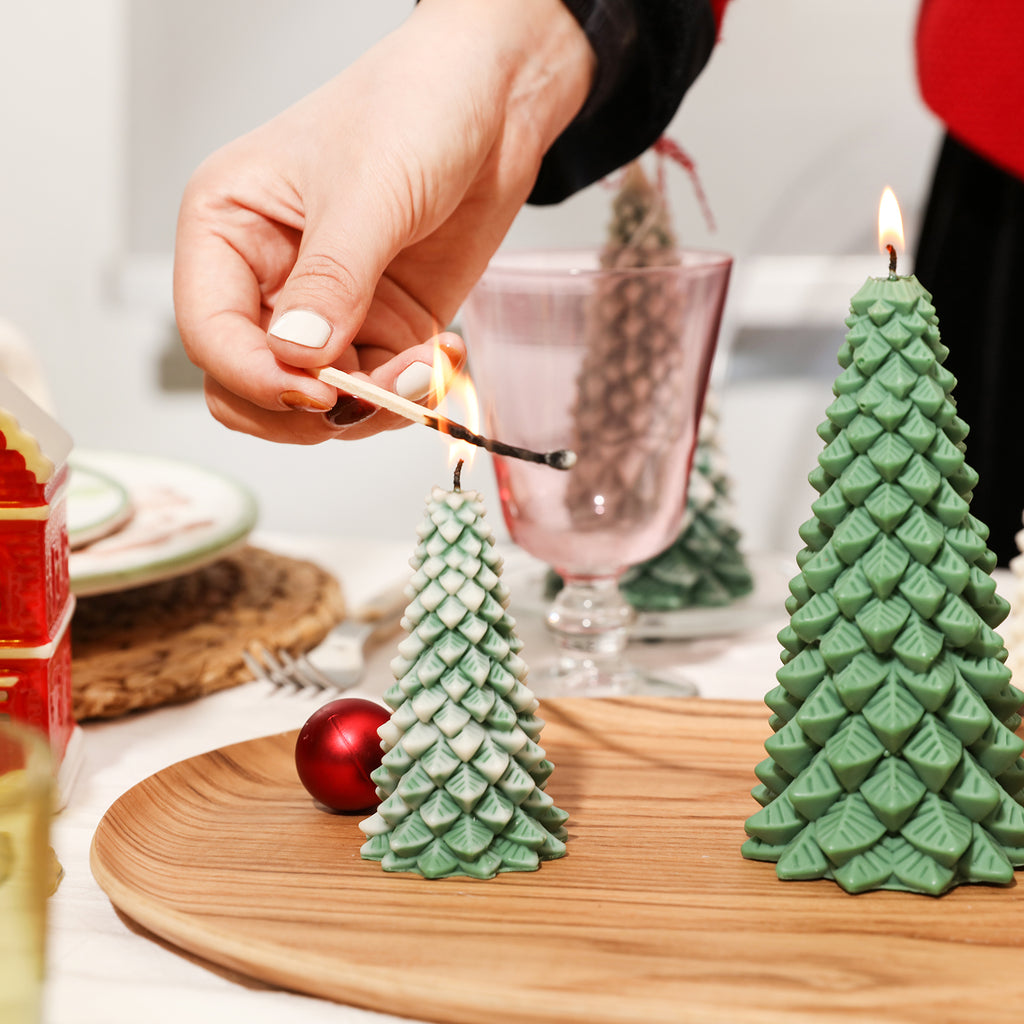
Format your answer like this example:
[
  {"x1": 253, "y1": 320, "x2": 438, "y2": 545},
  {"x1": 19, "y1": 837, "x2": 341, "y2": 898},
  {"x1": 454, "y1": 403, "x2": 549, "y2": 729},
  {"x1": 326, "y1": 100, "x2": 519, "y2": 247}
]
[
  {"x1": 245, "y1": 581, "x2": 408, "y2": 694},
  {"x1": 244, "y1": 642, "x2": 356, "y2": 693}
]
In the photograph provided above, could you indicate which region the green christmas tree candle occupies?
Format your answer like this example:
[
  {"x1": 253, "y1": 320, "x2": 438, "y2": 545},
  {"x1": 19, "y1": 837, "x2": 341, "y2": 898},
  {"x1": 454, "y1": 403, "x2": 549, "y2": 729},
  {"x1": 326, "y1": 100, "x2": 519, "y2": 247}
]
[
  {"x1": 360, "y1": 463, "x2": 569, "y2": 879},
  {"x1": 620, "y1": 395, "x2": 754, "y2": 610},
  {"x1": 743, "y1": 240, "x2": 1024, "y2": 896}
]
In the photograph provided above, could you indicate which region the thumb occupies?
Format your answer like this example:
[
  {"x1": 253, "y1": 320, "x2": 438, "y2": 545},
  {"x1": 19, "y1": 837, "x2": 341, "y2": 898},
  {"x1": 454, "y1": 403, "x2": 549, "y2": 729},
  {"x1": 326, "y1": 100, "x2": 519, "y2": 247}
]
[{"x1": 266, "y1": 204, "x2": 399, "y2": 369}]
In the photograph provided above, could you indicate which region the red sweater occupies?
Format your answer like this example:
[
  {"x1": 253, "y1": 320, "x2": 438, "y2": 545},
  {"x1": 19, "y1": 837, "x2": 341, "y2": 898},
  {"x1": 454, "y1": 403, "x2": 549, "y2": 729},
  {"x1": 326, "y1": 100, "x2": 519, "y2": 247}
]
[
  {"x1": 916, "y1": 0, "x2": 1024, "y2": 182},
  {"x1": 537, "y1": 1, "x2": 1024, "y2": 202}
]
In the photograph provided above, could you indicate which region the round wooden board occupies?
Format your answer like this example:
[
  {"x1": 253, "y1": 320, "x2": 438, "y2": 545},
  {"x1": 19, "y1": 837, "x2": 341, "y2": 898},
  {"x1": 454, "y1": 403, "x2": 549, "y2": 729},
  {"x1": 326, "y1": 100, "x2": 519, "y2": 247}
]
[{"x1": 90, "y1": 698, "x2": 1024, "y2": 1024}]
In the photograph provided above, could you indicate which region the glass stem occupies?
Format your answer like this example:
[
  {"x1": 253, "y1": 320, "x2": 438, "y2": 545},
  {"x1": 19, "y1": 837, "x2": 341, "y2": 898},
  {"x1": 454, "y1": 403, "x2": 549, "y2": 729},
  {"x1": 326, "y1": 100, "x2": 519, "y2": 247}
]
[{"x1": 545, "y1": 576, "x2": 635, "y2": 679}]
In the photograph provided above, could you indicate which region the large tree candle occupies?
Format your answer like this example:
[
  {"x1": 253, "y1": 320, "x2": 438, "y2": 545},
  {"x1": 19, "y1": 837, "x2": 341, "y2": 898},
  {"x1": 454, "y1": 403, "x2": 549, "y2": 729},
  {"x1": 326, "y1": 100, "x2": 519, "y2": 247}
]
[{"x1": 743, "y1": 196, "x2": 1024, "y2": 895}]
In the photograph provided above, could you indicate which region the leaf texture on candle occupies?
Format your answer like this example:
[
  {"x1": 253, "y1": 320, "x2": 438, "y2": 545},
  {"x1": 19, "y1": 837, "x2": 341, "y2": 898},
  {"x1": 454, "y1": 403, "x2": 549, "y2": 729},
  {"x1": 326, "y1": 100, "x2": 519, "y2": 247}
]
[
  {"x1": 744, "y1": 274, "x2": 1024, "y2": 896},
  {"x1": 360, "y1": 486, "x2": 567, "y2": 880}
]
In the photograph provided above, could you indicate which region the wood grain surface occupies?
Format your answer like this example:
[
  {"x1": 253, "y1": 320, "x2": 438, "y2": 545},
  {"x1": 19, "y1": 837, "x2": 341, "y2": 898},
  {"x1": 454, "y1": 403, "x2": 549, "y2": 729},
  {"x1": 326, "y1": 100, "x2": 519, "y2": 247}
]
[{"x1": 90, "y1": 698, "x2": 1024, "y2": 1024}]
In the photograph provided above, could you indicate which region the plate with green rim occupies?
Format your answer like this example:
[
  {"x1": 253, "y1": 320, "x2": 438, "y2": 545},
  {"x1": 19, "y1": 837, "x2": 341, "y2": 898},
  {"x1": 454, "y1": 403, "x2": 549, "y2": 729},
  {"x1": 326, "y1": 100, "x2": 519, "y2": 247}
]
[
  {"x1": 67, "y1": 462, "x2": 134, "y2": 550},
  {"x1": 68, "y1": 450, "x2": 258, "y2": 597}
]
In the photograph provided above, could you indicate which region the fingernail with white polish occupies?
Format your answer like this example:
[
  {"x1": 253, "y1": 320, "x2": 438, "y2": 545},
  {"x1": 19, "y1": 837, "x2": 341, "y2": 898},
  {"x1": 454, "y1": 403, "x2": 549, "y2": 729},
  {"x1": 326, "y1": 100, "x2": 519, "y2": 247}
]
[
  {"x1": 269, "y1": 310, "x2": 332, "y2": 348},
  {"x1": 395, "y1": 361, "x2": 436, "y2": 401}
]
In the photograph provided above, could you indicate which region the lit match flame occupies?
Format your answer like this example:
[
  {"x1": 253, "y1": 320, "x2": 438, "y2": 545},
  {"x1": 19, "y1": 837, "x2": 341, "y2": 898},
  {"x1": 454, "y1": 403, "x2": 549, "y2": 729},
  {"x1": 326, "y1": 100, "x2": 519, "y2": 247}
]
[
  {"x1": 432, "y1": 339, "x2": 480, "y2": 470},
  {"x1": 430, "y1": 336, "x2": 452, "y2": 408},
  {"x1": 878, "y1": 187, "x2": 904, "y2": 257},
  {"x1": 314, "y1": 354, "x2": 574, "y2": 471}
]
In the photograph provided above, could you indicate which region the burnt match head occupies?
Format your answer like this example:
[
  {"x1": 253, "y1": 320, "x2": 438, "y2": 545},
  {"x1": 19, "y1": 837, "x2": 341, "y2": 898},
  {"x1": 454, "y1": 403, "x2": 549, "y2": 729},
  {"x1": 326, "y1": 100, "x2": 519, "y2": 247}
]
[{"x1": 546, "y1": 449, "x2": 577, "y2": 471}]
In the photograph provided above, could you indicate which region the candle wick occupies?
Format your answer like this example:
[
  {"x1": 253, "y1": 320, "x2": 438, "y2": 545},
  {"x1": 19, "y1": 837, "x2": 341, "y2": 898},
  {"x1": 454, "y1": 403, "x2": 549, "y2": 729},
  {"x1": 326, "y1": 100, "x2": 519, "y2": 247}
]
[
  {"x1": 453, "y1": 459, "x2": 464, "y2": 491},
  {"x1": 886, "y1": 244, "x2": 898, "y2": 278}
]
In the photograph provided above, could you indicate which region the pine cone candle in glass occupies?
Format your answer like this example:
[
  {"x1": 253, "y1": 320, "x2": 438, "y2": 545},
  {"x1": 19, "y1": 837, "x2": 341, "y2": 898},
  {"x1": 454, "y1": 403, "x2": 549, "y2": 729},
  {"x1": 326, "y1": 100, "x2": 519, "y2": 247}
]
[
  {"x1": 565, "y1": 157, "x2": 751, "y2": 608},
  {"x1": 565, "y1": 161, "x2": 689, "y2": 529},
  {"x1": 742, "y1": 271, "x2": 1024, "y2": 896},
  {"x1": 360, "y1": 481, "x2": 568, "y2": 879},
  {"x1": 601, "y1": 162, "x2": 678, "y2": 269}
]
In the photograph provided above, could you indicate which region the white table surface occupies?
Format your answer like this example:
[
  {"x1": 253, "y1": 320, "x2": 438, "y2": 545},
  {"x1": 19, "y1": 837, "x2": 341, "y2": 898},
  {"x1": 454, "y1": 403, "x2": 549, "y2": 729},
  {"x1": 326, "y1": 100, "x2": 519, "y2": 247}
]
[{"x1": 45, "y1": 529, "x2": 795, "y2": 1024}]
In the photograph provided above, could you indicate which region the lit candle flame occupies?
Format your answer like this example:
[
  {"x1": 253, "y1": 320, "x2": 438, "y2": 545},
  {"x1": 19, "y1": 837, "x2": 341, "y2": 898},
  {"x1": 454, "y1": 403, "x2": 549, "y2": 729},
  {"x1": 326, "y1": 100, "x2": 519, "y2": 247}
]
[
  {"x1": 431, "y1": 338, "x2": 480, "y2": 470},
  {"x1": 878, "y1": 187, "x2": 905, "y2": 257}
]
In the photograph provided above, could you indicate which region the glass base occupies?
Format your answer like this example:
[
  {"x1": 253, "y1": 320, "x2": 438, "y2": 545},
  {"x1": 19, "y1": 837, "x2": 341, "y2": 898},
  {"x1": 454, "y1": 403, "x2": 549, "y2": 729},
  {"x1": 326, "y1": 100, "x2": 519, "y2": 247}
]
[
  {"x1": 526, "y1": 654, "x2": 699, "y2": 699},
  {"x1": 532, "y1": 577, "x2": 700, "y2": 698}
]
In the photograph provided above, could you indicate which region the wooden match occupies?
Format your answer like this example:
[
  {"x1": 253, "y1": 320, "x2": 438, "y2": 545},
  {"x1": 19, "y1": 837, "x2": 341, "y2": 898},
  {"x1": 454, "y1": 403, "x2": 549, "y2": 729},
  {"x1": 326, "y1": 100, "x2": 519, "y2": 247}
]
[{"x1": 314, "y1": 366, "x2": 576, "y2": 470}]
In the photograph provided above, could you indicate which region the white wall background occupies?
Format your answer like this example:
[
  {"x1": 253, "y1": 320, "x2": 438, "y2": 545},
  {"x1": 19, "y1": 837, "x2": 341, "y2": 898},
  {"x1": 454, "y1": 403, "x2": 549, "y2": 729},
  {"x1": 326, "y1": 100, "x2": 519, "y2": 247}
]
[{"x1": 0, "y1": 0, "x2": 941, "y2": 556}]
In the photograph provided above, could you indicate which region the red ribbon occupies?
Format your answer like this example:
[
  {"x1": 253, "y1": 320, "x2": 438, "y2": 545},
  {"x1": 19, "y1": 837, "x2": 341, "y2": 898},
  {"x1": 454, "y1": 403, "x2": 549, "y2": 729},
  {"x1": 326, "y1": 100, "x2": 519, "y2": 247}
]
[{"x1": 652, "y1": 136, "x2": 716, "y2": 233}]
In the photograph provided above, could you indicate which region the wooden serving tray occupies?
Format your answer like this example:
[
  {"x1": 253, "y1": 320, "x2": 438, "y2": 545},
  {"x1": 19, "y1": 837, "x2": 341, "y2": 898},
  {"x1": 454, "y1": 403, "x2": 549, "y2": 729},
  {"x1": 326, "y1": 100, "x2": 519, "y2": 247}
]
[{"x1": 90, "y1": 698, "x2": 1024, "y2": 1024}]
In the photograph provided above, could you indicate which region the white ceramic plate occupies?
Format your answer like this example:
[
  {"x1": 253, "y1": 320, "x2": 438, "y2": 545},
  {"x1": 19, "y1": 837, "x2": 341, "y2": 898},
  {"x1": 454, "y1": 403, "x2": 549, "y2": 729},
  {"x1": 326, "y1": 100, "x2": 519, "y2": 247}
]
[
  {"x1": 503, "y1": 550, "x2": 791, "y2": 641},
  {"x1": 68, "y1": 450, "x2": 258, "y2": 597},
  {"x1": 67, "y1": 463, "x2": 133, "y2": 550}
]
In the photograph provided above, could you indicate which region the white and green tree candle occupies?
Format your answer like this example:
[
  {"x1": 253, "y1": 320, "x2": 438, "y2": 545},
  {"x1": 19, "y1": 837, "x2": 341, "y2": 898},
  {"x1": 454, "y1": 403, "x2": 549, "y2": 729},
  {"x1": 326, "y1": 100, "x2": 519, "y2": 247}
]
[{"x1": 360, "y1": 465, "x2": 568, "y2": 879}]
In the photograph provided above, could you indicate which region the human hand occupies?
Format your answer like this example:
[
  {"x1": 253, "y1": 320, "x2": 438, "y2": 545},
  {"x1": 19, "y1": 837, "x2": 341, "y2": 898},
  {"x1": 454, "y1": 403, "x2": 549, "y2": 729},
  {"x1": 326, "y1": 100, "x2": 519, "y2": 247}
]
[{"x1": 173, "y1": 0, "x2": 594, "y2": 444}]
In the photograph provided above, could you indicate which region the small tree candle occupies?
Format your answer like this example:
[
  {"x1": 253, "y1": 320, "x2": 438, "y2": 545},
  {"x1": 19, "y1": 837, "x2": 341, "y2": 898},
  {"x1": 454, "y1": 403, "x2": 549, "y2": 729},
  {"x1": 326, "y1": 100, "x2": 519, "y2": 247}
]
[{"x1": 360, "y1": 462, "x2": 568, "y2": 879}]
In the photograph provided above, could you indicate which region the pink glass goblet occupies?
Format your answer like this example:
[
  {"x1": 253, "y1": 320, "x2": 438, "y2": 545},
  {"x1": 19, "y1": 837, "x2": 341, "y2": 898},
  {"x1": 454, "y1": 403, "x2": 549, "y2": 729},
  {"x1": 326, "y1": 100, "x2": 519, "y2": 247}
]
[{"x1": 462, "y1": 248, "x2": 732, "y2": 696}]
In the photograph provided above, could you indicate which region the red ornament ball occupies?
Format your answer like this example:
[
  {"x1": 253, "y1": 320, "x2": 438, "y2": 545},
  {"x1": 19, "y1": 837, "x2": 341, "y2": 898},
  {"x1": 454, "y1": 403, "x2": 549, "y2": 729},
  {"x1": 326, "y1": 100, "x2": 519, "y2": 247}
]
[{"x1": 294, "y1": 698, "x2": 390, "y2": 812}]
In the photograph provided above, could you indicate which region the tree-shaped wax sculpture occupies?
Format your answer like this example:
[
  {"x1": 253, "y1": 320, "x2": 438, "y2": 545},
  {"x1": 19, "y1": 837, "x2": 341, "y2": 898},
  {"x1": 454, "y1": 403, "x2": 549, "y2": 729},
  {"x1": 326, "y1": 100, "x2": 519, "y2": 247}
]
[
  {"x1": 360, "y1": 469, "x2": 568, "y2": 879},
  {"x1": 560, "y1": 156, "x2": 752, "y2": 609},
  {"x1": 743, "y1": 264, "x2": 1024, "y2": 896},
  {"x1": 564, "y1": 160, "x2": 689, "y2": 528},
  {"x1": 620, "y1": 395, "x2": 753, "y2": 610}
]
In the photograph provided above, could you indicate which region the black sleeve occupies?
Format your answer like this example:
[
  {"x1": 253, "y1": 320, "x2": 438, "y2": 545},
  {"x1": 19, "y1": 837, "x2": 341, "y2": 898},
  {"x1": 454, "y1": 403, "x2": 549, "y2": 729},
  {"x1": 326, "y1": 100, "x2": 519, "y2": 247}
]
[{"x1": 528, "y1": 0, "x2": 717, "y2": 205}]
